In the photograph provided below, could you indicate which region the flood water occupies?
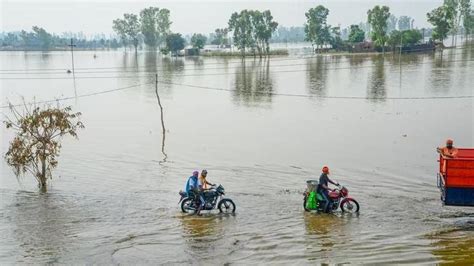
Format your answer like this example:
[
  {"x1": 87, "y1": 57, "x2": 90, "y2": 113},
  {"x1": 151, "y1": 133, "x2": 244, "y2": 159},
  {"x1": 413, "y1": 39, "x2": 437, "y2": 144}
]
[{"x1": 1, "y1": 45, "x2": 474, "y2": 264}]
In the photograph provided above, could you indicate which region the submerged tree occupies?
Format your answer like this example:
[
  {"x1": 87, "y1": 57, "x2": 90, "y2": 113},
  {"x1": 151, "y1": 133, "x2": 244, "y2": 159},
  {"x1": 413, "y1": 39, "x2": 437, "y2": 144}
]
[
  {"x1": 427, "y1": 5, "x2": 453, "y2": 42},
  {"x1": 304, "y1": 5, "x2": 331, "y2": 52},
  {"x1": 228, "y1": 9, "x2": 278, "y2": 57},
  {"x1": 139, "y1": 7, "x2": 172, "y2": 50},
  {"x1": 165, "y1": 33, "x2": 185, "y2": 56},
  {"x1": 4, "y1": 104, "x2": 84, "y2": 191},
  {"x1": 113, "y1": 13, "x2": 141, "y2": 53},
  {"x1": 211, "y1": 28, "x2": 229, "y2": 46},
  {"x1": 348, "y1": 25, "x2": 366, "y2": 43},
  {"x1": 367, "y1": 5, "x2": 391, "y2": 53},
  {"x1": 191, "y1": 33, "x2": 207, "y2": 49}
]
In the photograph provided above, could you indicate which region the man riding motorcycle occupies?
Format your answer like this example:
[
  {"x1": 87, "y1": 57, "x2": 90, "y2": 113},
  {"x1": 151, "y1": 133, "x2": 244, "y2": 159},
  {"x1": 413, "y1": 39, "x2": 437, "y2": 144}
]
[
  {"x1": 185, "y1": 171, "x2": 205, "y2": 215},
  {"x1": 318, "y1": 166, "x2": 339, "y2": 213}
]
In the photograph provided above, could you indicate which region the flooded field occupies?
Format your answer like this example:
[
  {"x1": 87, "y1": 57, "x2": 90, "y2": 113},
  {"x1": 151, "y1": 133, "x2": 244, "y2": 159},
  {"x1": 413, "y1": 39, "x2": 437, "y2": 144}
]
[{"x1": 1, "y1": 46, "x2": 474, "y2": 264}]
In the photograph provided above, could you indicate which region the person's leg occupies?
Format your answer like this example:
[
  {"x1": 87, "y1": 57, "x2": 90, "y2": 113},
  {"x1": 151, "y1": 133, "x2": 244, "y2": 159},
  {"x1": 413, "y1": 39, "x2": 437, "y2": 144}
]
[{"x1": 321, "y1": 190, "x2": 330, "y2": 213}]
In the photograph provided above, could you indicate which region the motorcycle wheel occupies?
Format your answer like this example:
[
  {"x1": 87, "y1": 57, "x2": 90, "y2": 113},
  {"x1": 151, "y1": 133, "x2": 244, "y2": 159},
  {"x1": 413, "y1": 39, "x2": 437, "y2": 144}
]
[
  {"x1": 218, "y1": 199, "x2": 236, "y2": 213},
  {"x1": 340, "y1": 199, "x2": 360, "y2": 213},
  {"x1": 181, "y1": 198, "x2": 197, "y2": 214}
]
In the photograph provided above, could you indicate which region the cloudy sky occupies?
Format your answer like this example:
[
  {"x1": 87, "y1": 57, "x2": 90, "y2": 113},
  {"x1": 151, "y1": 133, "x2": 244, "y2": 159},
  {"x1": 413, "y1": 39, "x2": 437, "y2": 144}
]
[{"x1": 1, "y1": 0, "x2": 443, "y2": 36}]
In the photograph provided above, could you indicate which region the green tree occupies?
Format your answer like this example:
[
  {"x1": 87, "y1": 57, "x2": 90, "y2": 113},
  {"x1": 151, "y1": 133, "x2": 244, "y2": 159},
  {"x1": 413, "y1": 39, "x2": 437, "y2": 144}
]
[
  {"x1": 398, "y1": 16, "x2": 413, "y2": 30},
  {"x1": 388, "y1": 29, "x2": 422, "y2": 50},
  {"x1": 460, "y1": 0, "x2": 473, "y2": 39},
  {"x1": 228, "y1": 10, "x2": 255, "y2": 55},
  {"x1": 112, "y1": 18, "x2": 128, "y2": 48},
  {"x1": 427, "y1": 5, "x2": 453, "y2": 42},
  {"x1": 4, "y1": 104, "x2": 84, "y2": 191},
  {"x1": 348, "y1": 25, "x2": 366, "y2": 43},
  {"x1": 304, "y1": 5, "x2": 331, "y2": 52},
  {"x1": 211, "y1": 28, "x2": 229, "y2": 46},
  {"x1": 32, "y1": 26, "x2": 52, "y2": 50},
  {"x1": 124, "y1": 14, "x2": 141, "y2": 53},
  {"x1": 367, "y1": 5, "x2": 391, "y2": 53},
  {"x1": 191, "y1": 33, "x2": 207, "y2": 49},
  {"x1": 464, "y1": 9, "x2": 474, "y2": 39},
  {"x1": 166, "y1": 33, "x2": 185, "y2": 56},
  {"x1": 139, "y1": 7, "x2": 171, "y2": 50},
  {"x1": 250, "y1": 10, "x2": 278, "y2": 56},
  {"x1": 387, "y1": 14, "x2": 398, "y2": 33},
  {"x1": 329, "y1": 26, "x2": 343, "y2": 50},
  {"x1": 113, "y1": 13, "x2": 141, "y2": 52}
]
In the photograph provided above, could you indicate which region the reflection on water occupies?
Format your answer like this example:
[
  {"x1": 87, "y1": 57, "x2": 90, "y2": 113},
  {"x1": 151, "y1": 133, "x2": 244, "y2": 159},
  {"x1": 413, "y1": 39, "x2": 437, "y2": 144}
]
[
  {"x1": 9, "y1": 192, "x2": 80, "y2": 263},
  {"x1": 307, "y1": 57, "x2": 328, "y2": 97},
  {"x1": 367, "y1": 55, "x2": 386, "y2": 101},
  {"x1": 427, "y1": 222, "x2": 474, "y2": 264},
  {"x1": 233, "y1": 59, "x2": 273, "y2": 105}
]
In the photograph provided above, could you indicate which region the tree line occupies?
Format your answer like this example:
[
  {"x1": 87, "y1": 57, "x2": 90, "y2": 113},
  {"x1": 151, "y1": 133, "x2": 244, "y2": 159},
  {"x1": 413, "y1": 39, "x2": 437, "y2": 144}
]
[
  {"x1": 0, "y1": 27, "x2": 122, "y2": 50},
  {"x1": 1, "y1": 2, "x2": 472, "y2": 54}
]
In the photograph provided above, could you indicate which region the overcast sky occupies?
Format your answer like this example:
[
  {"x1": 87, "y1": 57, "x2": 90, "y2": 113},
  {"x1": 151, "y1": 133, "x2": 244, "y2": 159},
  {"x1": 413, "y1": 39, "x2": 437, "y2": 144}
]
[{"x1": 1, "y1": 0, "x2": 443, "y2": 37}]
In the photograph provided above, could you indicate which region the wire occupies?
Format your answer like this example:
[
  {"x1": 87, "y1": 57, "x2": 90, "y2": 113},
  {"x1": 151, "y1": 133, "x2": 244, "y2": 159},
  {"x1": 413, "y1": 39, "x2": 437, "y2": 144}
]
[
  {"x1": 2, "y1": 78, "x2": 472, "y2": 110},
  {"x1": 0, "y1": 58, "x2": 472, "y2": 80},
  {"x1": 158, "y1": 80, "x2": 474, "y2": 100},
  {"x1": 0, "y1": 82, "x2": 152, "y2": 109}
]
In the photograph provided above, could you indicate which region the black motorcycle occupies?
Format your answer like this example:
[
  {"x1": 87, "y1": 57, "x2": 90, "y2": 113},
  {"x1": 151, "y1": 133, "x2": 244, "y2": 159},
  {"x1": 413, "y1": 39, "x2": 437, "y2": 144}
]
[{"x1": 179, "y1": 184, "x2": 236, "y2": 214}]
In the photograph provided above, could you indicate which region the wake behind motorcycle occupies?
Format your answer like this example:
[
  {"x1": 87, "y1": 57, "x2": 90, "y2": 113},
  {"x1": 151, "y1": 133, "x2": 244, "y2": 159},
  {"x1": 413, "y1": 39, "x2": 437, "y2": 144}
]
[
  {"x1": 303, "y1": 180, "x2": 360, "y2": 213},
  {"x1": 179, "y1": 184, "x2": 236, "y2": 214}
]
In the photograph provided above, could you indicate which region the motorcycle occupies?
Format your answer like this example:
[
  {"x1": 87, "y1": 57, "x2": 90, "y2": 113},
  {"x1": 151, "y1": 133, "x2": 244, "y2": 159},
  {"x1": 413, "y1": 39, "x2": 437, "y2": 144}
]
[
  {"x1": 179, "y1": 184, "x2": 236, "y2": 214},
  {"x1": 303, "y1": 180, "x2": 360, "y2": 213}
]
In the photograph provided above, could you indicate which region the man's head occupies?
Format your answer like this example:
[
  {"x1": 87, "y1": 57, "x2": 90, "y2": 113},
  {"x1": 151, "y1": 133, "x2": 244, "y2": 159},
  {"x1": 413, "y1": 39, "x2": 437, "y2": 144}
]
[
  {"x1": 322, "y1": 166, "x2": 330, "y2": 174},
  {"x1": 446, "y1": 139, "x2": 454, "y2": 149},
  {"x1": 192, "y1": 171, "x2": 199, "y2": 177},
  {"x1": 201, "y1": 169, "x2": 208, "y2": 177}
]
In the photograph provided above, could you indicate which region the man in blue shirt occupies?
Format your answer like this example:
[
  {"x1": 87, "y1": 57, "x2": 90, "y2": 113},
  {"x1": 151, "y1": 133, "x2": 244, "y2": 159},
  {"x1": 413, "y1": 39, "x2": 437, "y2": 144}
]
[
  {"x1": 185, "y1": 171, "x2": 205, "y2": 214},
  {"x1": 318, "y1": 166, "x2": 339, "y2": 213}
]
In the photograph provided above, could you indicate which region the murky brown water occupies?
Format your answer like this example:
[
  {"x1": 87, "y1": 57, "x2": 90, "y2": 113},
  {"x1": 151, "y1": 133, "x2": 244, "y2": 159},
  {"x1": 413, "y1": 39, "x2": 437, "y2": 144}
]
[{"x1": 1, "y1": 44, "x2": 474, "y2": 264}]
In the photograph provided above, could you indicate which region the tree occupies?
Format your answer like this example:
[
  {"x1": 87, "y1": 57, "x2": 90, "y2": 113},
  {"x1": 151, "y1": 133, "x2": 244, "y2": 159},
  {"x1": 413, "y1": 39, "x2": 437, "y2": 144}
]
[
  {"x1": 460, "y1": 0, "x2": 473, "y2": 39},
  {"x1": 329, "y1": 26, "x2": 343, "y2": 50},
  {"x1": 250, "y1": 10, "x2": 278, "y2": 56},
  {"x1": 444, "y1": 0, "x2": 472, "y2": 46},
  {"x1": 32, "y1": 26, "x2": 52, "y2": 50},
  {"x1": 211, "y1": 28, "x2": 229, "y2": 46},
  {"x1": 165, "y1": 33, "x2": 185, "y2": 56},
  {"x1": 427, "y1": 5, "x2": 453, "y2": 42},
  {"x1": 4, "y1": 104, "x2": 84, "y2": 191},
  {"x1": 348, "y1": 25, "x2": 366, "y2": 43},
  {"x1": 228, "y1": 10, "x2": 255, "y2": 55},
  {"x1": 387, "y1": 29, "x2": 422, "y2": 50},
  {"x1": 304, "y1": 5, "x2": 331, "y2": 52},
  {"x1": 464, "y1": 9, "x2": 474, "y2": 39},
  {"x1": 113, "y1": 18, "x2": 128, "y2": 48},
  {"x1": 123, "y1": 14, "x2": 141, "y2": 53},
  {"x1": 191, "y1": 33, "x2": 207, "y2": 49},
  {"x1": 139, "y1": 7, "x2": 171, "y2": 50},
  {"x1": 367, "y1": 5, "x2": 391, "y2": 53},
  {"x1": 113, "y1": 13, "x2": 141, "y2": 53},
  {"x1": 387, "y1": 14, "x2": 398, "y2": 33},
  {"x1": 398, "y1": 16, "x2": 413, "y2": 30}
]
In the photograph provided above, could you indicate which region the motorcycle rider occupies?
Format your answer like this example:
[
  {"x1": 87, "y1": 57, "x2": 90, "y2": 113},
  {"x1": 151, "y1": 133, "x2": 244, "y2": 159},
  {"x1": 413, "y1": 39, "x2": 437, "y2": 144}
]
[
  {"x1": 185, "y1": 171, "x2": 205, "y2": 215},
  {"x1": 199, "y1": 169, "x2": 215, "y2": 190},
  {"x1": 318, "y1": 166, "x2": 339, "y2": 213}
]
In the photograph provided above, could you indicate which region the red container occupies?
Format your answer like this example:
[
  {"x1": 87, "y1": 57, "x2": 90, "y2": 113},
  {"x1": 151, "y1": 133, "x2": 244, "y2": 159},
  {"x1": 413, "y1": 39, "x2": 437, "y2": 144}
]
[{"x1": 438, "y1": 148, "x2": 474, "y2": 206}]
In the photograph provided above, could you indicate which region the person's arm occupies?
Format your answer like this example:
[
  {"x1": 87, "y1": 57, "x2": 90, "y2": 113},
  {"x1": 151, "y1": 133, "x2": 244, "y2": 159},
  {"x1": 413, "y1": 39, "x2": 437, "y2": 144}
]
[{"x1": 328, "y1": 178, "x2": 338, "y2": 186}]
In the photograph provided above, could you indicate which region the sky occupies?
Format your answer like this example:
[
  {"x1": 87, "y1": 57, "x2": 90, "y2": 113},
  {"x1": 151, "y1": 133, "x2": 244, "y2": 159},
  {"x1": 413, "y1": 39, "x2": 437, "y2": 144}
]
[{"x1": 1, "y1": 0, "x2": 444, "y2": 37}]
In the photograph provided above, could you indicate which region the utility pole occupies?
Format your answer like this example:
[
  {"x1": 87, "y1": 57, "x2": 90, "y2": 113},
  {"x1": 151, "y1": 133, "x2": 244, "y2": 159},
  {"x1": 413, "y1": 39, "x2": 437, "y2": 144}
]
[
  {"x1": 155, "y1": 73, "x2": 167, "y2": 162},
  {"x1": 68, "y1": 38, "x2": 77, "y2": 94}
]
